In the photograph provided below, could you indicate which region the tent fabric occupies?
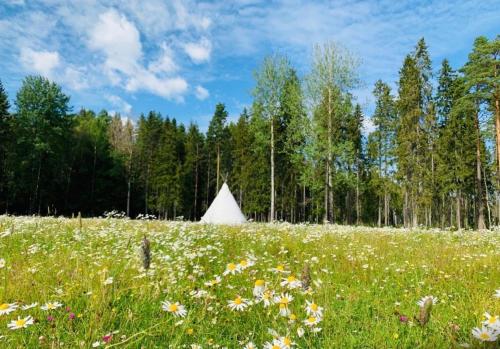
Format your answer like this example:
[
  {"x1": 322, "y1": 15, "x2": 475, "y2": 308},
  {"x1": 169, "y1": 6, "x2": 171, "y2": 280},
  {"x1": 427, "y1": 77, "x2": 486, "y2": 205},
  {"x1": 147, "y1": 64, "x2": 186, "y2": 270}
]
[{"x1": 201, "y1": 182, "x2": 246, "y2": 224}]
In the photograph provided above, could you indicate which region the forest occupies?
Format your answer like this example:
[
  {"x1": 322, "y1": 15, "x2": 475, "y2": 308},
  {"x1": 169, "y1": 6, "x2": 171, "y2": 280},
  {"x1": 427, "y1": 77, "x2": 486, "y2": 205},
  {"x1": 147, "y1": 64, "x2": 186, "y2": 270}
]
[{"x1": 0, "y1": 36, "x2": 498, "y2": 229}]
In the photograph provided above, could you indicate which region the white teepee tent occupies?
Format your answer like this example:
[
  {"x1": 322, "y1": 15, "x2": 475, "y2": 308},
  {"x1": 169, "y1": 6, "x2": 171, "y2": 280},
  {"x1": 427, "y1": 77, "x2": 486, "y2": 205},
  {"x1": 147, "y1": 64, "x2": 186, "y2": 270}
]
[{"x1": 201, "y1": 182, "x2": 246, "y2": 224}]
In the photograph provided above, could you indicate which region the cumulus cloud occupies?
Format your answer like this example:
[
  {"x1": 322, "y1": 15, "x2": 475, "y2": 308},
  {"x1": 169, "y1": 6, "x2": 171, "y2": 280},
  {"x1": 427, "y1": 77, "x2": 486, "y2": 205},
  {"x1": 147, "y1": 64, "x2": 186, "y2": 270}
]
[
  {"x1": 87, "y1": 9, "x2": 188, "y2": 100},
  {"x1": 184, "y1": 37, "x2": 212, "y2": 63},
  {"x1": 106, "y1": 94, "x2": 132, "y2": 115},
  {"x1": 20, "y1": 48, "x2": 60, "y2": 78},
  {"x1": 195, "y1": 85, "x2": 209, "y2": 100}
]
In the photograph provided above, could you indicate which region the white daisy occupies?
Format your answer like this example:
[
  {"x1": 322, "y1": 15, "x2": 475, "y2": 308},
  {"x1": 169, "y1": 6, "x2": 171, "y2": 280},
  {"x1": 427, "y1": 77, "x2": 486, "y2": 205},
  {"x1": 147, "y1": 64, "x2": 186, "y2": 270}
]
[
  {"x1": 238, "y1": 259, "x2": 255, "y2": 270},
  {"x1": 297, "y1": 327, "x2": 305, "y2": 337},
  {"x1": 304, "y1": 315, "x2": 322, "y2": 327},
  {"x1": 305, "y1": 300, "x2": 324, "y2": 317},
  {"x1": 270, "y1": 264, "x2": 289, "y2": 274},
  {"x1": 0, "y1": 303, "x2": 17, "y2": 315},
  {"x1": 472, "y1": 326, "x2": 498, "y2": 342},
  {"x1": 280, "y1": 275, "x2": 302, "y2": 289},
  {"x1": 0, "y1": 258, "x2": 5, "y2": 268},
  {"x1": 482, "y1": 312, "x2": 500, "y2": 330},
  {"x1": 263, "y1": 339, "x2": 285, "y2": 349},
  {"x1": 103, "y1": 277, "x2": 114, "y2": 285},
  {"x1": 494, "y1": 289, "x2": 500, "y2": 299},
  {"x1": 7, "y1": 316, "x2": 33, "y2": 330},
  {"x1": 204, "y1": 276, "x2": 221, "y2": 287},
  {"x1": 279, "y1": 336, "x2": 295, "y2": 348},
  {"x1": 21, "y1": 303, "x2": 38, "y2": 311},
  {"x1": 161, "y1": 301, "x2": 187, "y2": 317},
  {"x1": 223, "y1": 263, "x2": 240, "y2": 276},
  {"x1": 257, "y1": 290, "x2": 274, "y2": 307},
  {"x1": 244, "y1": 341, "x2": 257, "y2": 349},
  {"x1": 253, "y1": 279, "x2": 266, "y2": 297},
  {"x1": 228, "y1": 296, "x2": 249, "y2": 311},
  {"x1": 41, "y1": 301, "x2": 63, "y2": 311}
]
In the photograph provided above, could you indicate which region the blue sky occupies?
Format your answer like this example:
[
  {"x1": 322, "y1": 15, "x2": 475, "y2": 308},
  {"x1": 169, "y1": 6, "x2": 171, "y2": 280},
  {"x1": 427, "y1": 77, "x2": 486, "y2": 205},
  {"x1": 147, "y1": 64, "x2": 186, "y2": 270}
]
[{"x1": 0, "y1": 0, "x2": 499, "y2": 132}]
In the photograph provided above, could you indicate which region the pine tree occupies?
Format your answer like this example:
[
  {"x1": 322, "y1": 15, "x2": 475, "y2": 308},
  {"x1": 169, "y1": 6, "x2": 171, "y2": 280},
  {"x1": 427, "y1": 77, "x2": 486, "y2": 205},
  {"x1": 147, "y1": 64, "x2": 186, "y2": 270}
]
[{"x1": 0, "y1": 80, "x2": 10, "y2": 212}]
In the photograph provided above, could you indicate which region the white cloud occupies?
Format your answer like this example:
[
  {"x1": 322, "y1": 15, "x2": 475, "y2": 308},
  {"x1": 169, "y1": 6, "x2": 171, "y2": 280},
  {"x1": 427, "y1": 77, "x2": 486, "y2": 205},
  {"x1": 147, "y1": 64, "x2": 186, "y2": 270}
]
[
  {"x1": 106, "y1": 94, "x2": 132, "y2": 115},
  {"x1": 20, "y1": 48, "x2": 60, "y2": 78},
  {"x1": 184, "y1": 37, "x2": 212, "y2": 63},
  {"x1": 87, "y1": 9, "x2": 187, "y2": 101},
  {"x1": 362, "y1": 117, "x2": 376, "y2": 135},
  {"x1": 4, "y1": 0, "x2": 25, "y2": 5},
  {"x1": 88, "y1": 9, "x2": 142, "y2": 75},
  {"x1": 195, "y1": 85, "x2": 209, "y2": 100}
]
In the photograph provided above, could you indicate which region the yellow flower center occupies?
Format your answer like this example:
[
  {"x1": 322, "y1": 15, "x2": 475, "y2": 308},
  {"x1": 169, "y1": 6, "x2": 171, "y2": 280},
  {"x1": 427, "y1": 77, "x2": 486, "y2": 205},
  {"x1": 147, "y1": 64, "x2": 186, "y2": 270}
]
[
  {"x1": 0, "y1": 304, "x2": 9, "y2": 310},
  {"x1": 287, "y1": 276, "x2": 296, "y2": 282},
  {"x1": 280, "y1": 297, "x2": 289, "y2": 305},
  {"x1": 480, "y1": 332, "x2": 490, "y2": 340},
  {"x1": 263, "y1": 292, "x2": 270, "y2": 300},
  {"x1": 255, "y1": 279, "x2": 265, "y2": 286},
  {"x1": 15, "y1": 319, "x2": 26, "y2": 327},
  {"x1": 311, "y1": 303, "x2": 318, "y2": 311},
  {"x1": 283, "y1": 337, "x2": 292, "y2": 346},
  {"x1": 289, "y1": 313, "x2": 297, "y2": 320},
  {"x1": 47, "y1": 303, "x2": 55, "y2": 309},
  {"x1": 239, "y1": 260, "x2": 248, "y2": 267},
  {"x1": 186, "y1": 328, "x2": 194, "y2": 335},
  {"x1": 276, "y1": 265, "x2": 284, "y2": 271},
  {"x1": 272, "y1": 345, "x2": 280, "y2": 349},
  {"x1": 488, "y1": 316, "x2": 498, "y2": 324},
  {"x1": 228, "y1": 263, "x2": 236, "y2": 271},
  {"x1": 307, "y1": 316, "x2": 316, "y2": 323},
  {"x1": 234, "y1": 297, "x2": 242, "y2": 305},
  {"x1": 168, "y1": 304, "x2": 178, "y2": 312}
]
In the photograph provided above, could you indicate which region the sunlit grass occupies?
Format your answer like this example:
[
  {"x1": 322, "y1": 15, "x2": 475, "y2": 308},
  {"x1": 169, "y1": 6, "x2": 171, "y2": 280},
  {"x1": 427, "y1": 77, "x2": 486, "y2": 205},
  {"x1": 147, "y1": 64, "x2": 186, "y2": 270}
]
[{"x1": 0, "y1": 216, "x2": 498, "y2": 348}]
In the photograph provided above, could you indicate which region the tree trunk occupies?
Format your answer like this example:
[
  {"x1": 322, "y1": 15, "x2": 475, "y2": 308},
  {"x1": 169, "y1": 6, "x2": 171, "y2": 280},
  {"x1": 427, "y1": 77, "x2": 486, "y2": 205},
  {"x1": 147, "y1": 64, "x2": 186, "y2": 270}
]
[
  {"x1": 456, "y1": 191, "x2": 461, "y2": 230},
  {"x1": 474, "y1": 109, "x2": 486, "y2": 229},
  {"x1": 377, "y1": 196, "x2": 382, "y2": 227},
  {"x1": 356, "y1": 163, "x2": 361, "y2": 225},
  {"x1": 270, "y1": 115, "x2": 275, "y2": 222},
  {"x1": 324, "y1": 163, "x2": 328, "y2": 223}
]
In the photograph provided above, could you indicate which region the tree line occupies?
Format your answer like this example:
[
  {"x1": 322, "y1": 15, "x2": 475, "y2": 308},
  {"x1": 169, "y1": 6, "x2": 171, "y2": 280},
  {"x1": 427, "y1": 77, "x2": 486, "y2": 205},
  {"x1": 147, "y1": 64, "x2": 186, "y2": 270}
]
[{"x1": 0, "y1": 36, "x2": 498, "y2": 228}]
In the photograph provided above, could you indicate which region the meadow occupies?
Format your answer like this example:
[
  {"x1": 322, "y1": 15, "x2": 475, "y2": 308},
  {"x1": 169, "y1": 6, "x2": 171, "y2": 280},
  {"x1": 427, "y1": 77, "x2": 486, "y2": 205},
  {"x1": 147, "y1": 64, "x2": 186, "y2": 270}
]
[{"x1": 0, "y1": 216, "x2": 499, "y2": 348}]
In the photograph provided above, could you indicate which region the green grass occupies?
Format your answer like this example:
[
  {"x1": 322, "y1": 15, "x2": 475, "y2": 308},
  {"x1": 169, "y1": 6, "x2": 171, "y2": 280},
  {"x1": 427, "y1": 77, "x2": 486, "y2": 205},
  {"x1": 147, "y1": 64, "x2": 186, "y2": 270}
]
[{"x1": 0, "y1": 216, "x2": 499, "y2": 348}]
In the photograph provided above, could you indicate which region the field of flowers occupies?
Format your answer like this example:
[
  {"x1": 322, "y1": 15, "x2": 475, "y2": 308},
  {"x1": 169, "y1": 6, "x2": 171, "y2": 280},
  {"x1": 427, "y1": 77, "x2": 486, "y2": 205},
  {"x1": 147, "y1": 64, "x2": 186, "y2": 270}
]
[{"x1": 0, "y1": 216, "x2": 499, "y2": 348}]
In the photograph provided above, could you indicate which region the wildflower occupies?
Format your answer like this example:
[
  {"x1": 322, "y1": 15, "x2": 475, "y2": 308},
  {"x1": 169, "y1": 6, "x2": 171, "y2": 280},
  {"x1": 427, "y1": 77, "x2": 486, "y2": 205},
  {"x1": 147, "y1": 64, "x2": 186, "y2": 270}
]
[
  {"x1": 204, "y1": 276, "x2": 221, "y2": 287},
  {"x1": 228, "y1": 296, "x2": 249, "y2": 311},
  {"x1": 7, "y1": 316, "x2": 34, "y2": 330},
  {"x1": 239, "y1": 259, "x2": 255, "y2": 270},
  {"x1": 399, "y1": 315, "x2": 408, "y2": 323},
  {"x1": 161, "y1": 301, "x2": 187, "y2": 317},
  {"x1": 103, "y1": 277, "x2": 113, "y2": 285},
  {"x1": 0, "y1": 303, "x2": 18, "y2": 315},
  {"x1": 288, "y1": 313, "x2": 297, "y2": 323},
  {"x1": 279, "y1": 336, "x2": 295, "y2": 348},
  {"x1": 305, "y1": 300, "x2": 323, "y2": 317},
  {"x1": 416, "y1": 296, "x2": 438, "y2": 307},
  {"x1": 21, "y1": 303, "x2": 38, "y2": 311},
  {"x1": 263, "y1": 339, "x2": 285, "y2": 349},
  {"x1": 482, "y1": 312, "x2": 500, "y2": 330},
  {"x1": 244, "y1": 342, "x2": 257, "y2": 349},
  {"x1": 257, "y1": 290, "x2": 274, "y2": 307},
  {"x1": 274, "y1": 293, "x2": 293, "y2": 316},
  {"x1": 0, "y1": 259, "x2": 5, "y2": 268},
  {"x1": 303, "y1": 315, "x2": 322, "y2": 327},
  {"x1": 270, "y1": 264, "x2": 289, "y2": 274},
  {"x1": 223, "y1": 263, "x2": 239, "y2": 276},
  {"x1": 92, "y1": 341, "x2": 101, "y2": 347},
  {"x1": 297, "y1": 327, "x2": 305, "y2": 337},
  {"x1": 494, "y1": 289, "x2": 500, "y2": 298},
  {"x1": 47, "y1": 315, "x2": 54, "y2": 322},
  {"x1": 280, "y1": 275, "x2": 302, "y2": 289},
  {"x1": 69, "y1": 313, "x2": 75, "y2": 320},
  {"x1": 102, "y1": 334, "x2": 112, "y2": 343},
  {"x1": 253, "y1": 279, "x2": 266, "y2": 297},
  {"x1": 472, "y1": 326, "x2": 498, "y2": 342},
  {"x1": 41, "y1": 301, "x2": 63, "y2": 311}
]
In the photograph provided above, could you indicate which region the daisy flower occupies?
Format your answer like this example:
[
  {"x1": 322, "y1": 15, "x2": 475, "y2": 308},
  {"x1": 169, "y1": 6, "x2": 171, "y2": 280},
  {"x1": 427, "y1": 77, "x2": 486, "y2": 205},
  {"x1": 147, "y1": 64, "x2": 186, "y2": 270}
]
[
  {"x1": 244, "y1": 342, "x2": 257, "y2": 349},
  {"x1": 0, "y1": 303, "x2": 18, "y2": 315},
  {"x1": 7, "y1": 316, "x2": 34, "y2": 330},
  {"x1": 239, "y1": 259, "x2": 255, "y2": 270},
  {"x1": 296, "y1": 327, "x2": 305, "y2": 338},
  {"x1": 103, "y1": 277, "x2": 113, "y2": 285},
  {"x1": 270, "y1": 264, "x2": 289, "y2": 274},
  {"x1": 482, "y1": 312, "x2": 500, "y2": 330},
  {"x1": 305, "y1": 300, "x2": 324, "y2": 317},
  {"x1": 0, "y1": 258, "x2": 5, "y2": 268},
  {"x1": 416, "y1": 296, "x2": 438, "y2": 307},
  {"x1": 204, "y1": 276, "x2": 222, "y2": 287},
  {"x1": 228, "y1": 295, "x2": 249, "y2": 311},
  {"x1": 274, "y1": 293, "x2": 293, "y2": 317},
  {"x1": 257, "y1": 290, "x2": 274, "y2": 307},
  {"x1": 21, "y1": 303, "x2": 38, "y2": 311},
  {"x1": 253, "y1": 279, "x2": 266, "y2": 297},
  {"x1": 279, "y1": 336, "x2": 295, "y2": 348},
  {"x1": 41, "y1": 301, "x2": 63, "y2": 311},
  {"x1": 304, "y1": 315, "x2": 322, "y2": 327},
  {"x1": 280, "y1": 275, "x2": 302, "y2": 289},
  {"x1": 223, "y1": 263, "x2": 240, "y2": 276},
  {"x1": 263, "y1": 339, "x2": 285, "y2": 349},
  {"x1": 472, "y1": 326, "x2": 498, "y2": 342},
  {"x1": 495, "y1": 289, "x2": 500, "y2": 298},
  {"x1": 161, "y1": 301, "x2": 187, "y2": 317}
]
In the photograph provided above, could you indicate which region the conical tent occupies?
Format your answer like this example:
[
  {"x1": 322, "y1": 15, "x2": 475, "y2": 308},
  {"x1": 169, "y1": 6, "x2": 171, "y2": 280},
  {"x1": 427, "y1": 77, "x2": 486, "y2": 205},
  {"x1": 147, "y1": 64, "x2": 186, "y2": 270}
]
[{"x1": 201, "y1": 182, "x2": 246, "y2": 224}]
